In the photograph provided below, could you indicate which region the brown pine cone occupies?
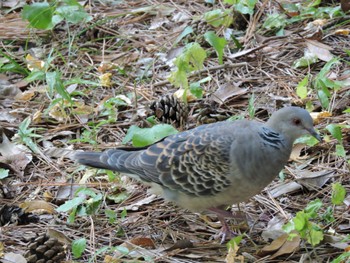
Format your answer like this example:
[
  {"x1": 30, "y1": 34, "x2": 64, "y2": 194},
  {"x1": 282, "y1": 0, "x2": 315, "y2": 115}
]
[
  {"x1": 150, "y1": 95, "x2": 188, "y2": 128},
  {"x1": 24, "y1": 234, "x2": 66, "y2": 263}
]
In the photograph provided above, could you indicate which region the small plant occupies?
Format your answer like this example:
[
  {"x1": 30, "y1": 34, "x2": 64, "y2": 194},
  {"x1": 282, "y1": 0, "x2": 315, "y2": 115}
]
[
  {"x1": 325, "y1": 124, "x2": 350, "y2": 158},
  {"x1": 17, "y1": 117, "x2": 43, "y2": 154},
  {"x1": 283, "y1": 182, "x2": 346, "y2": 247},
  {"x1": 56, "y1": 187, "x2": 103, "y2": 223},
  {"x1": 22, "y1": 0, "x2": 91, "y2": 30},
  {"x1": 169, "y1": 42, "x2": 207, "y2": 90}
]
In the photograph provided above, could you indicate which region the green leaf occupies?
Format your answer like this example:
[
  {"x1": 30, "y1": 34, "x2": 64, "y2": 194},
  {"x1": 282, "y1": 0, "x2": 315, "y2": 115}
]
[
  {"x1": 72, "y1": 238, "x2": 86, "y2": 258},
  {"x1": 56, "y1": 196, "x2": 85, "y2": 212},
  {"x1": 204, "y1": 31, "x2": 227, "y2": 64},
  {"x1": 189, "y1": 82, "x2": 203, "y2": 98},
  {"x1": 282, "y1": 221, "x2": 295, "y2": 233},
  {"x1": 308, "y1": 224, "x2": 324, "y2": 246},
  {"x1": 234, "y1": 0, "x2": 257, "y2": 15},
  {"x1": 293, "y1": 53, "x2": 318, "y2": 68},
  {"x1": 294, "y1": 211, "x2": 308, "y2": 231},
  {"x1": 335, "y1": 144, "x2": 346, "y2": 157},
  {"x1": 56, "y1": 1, "x2": 91, "y2": 24},
  {"x1": 0, "y1": 169, "x2": 9, "y2": 179},
  {"x1": 175, "y1": 26, "x2": 194, "y2": 45},
  {"x1": 46, "y1": 71, "x2": 72, "y2": 102},
  {"x1": 22, "y1": 3, "x2": 55, "y2": 29},
  {"x1": 317, "y1": 89, "x2": 329, "y2": 108},
  {"x1": 168, "y1": 42, "x2": 206, "y2": 89},
  {"x1": 326, "y1": 124, "x2": 343, "y2": 141},
  {"x1": 131, "y1": 124, "x2": 178, "y2": 147},
  {"x1": 204, "y1": 9, "x2": 233, "y2": 27},
  {"x1": 122, "y1": 125, "x2": 142, "y2": 145},
  {"x1": 262, "y1": 13, "x2": 288, "y2": 30},
  {"x1": 248, "y1": 93, "x2": 255, "y2": 119},
  {"x1": 331, "y1": 252, "x2": 350, "y2": 263},
  {"x1": 343, "y1": 108, "x2": 350, "y2": 113},
  {"x1": 227, "y1": 235, "x2": 243, "y2": 249},
  {"x1": 24, "y1": 71, "x2": 46, "y2": 82},
  {"x1": 296, "y1": 76, "x2": 308, "y2": 99},
  {"x1": 105, "y1": 209, "x2": 117, "y2": 224},
  {"x1": 332, "y1": 182, "x2": 346, "y2": 205},
  {"x1": 305, "y1": 199, "x2": 322, "y2": 218},
  {"x1": 294, "y1": 134, "x2": 320, "y2": 146}
]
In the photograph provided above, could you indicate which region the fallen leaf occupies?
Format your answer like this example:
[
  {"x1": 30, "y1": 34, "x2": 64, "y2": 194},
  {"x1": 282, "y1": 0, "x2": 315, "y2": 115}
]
[
  {"x1": 334, "y1": 29, "x2": 350, "y2": 36},
  {"x1": 270, "y1": 234, "x2": 300, "y2": 259},
  {"x1": 20, "y1": 200, "x2": 56, "y2": 214},
  {"x1": 290, "y1": 143, "x2": 309, "y2": 161},
  {"x1": 211, "y1": 83, "x2": 248, "y2": 104},
  {"x1": 130, "y1": 237, "x2": 156, "y2": 248},
  {"x1": 270, "y1": 181, "x2": 302, "y2": 198},
  {"x1": 99, "y1": 73, "x2": 113, "y2": 87},
  {"x1": 261, "y1": 216, "x2": 287, "y2": 241},
  {"x1": 306, "y1": 39, "x2": 333, "y2": 62},
  {"x1": 2, "y1": 252, "x2": 26, "y2": 263},
  {"x1": 310, "y1": 111, "x2": 332, "y2": 124},
  {"x1": 174, "y1": 88, "x2": 197, "y2": 102},
  {"x1": 47, "y1": 228, "x2": 72, "y2": 245},
  {"x1": 25, "y1": 53, "x2": 45, "y2": 71},
  {"x1": 295, "y1": 170, "x2": 334, "y2": 190}
]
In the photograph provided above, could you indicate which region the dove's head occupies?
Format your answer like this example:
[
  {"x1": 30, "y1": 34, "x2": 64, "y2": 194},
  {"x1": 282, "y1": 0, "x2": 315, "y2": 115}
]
[{"x1": 266, "y1": 106, "x2": 321, "y2": 142}]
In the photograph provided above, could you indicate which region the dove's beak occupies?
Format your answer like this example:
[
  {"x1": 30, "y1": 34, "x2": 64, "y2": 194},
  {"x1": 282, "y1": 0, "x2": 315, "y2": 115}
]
[{"x1": 308, "y1": 128, "x2": 322, "y2": 142}]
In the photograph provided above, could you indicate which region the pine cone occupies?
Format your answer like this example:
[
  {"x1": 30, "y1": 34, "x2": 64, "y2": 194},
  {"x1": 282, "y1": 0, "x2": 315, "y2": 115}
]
[
  {"x1": 24, "y1": 234, "x2": 66, "y2": 263},
  {"x1": 150, "y1": 95, "x2": 188, "y2": 128},
  {"x1": 0, "y1": 204, "x2": 39, "y2": 226},
  {"x1": 192, "y1": 103, "x2": 229, "y2": 124}
]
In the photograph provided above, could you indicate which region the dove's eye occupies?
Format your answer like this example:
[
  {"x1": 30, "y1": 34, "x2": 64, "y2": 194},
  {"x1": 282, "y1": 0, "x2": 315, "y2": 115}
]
[{"x1": 293, "y1": 118, "x2": 301, "y2": 125}]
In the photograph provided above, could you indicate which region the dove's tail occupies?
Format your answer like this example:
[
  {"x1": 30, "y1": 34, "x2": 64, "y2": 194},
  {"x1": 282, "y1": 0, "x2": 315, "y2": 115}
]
[{"x1": 73, "y1": 150, "x2": 138, "y2": 173}]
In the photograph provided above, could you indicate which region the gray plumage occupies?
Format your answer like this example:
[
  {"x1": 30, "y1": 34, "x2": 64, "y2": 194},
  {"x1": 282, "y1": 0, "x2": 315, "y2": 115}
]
[{"x1": 74, "y1": 107, "x2": 321, "y2": 212}]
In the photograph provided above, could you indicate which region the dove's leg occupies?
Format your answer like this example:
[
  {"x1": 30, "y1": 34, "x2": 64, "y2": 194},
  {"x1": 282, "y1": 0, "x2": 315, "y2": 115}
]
[{"x1": 208, "y1": 207, "x2": 237, "y2": 243}]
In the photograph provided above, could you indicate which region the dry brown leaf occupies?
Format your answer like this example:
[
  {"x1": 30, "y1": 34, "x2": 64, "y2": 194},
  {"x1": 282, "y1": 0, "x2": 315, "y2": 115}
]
[
  {"x1": 130, "y1": 237, "x2": 156, "y2": 248},
  {"x1": 99, "y1": 73, "x2": 113, "y2": 87},
  {"x1": 20, "y1": 200, "x2": 56, "y2": 214},
  {"x1": 296, "y1": 170, "x2": 334, "y2": 190},
  {"x1": 270, "y1": 234, "x2": 300, "y2": 259},
  {"x1": 290, "y1": 143, "x2": 308, "y2": 161},
  {"x1": 47, "y1": 228, "x2": 72, "y2": 245},
  {"x1": 49, "y1": 103, "x2": 68, "y2": 123},
  {"x1": 174, "y1": 88, "x2": 197, "y2": 102},
  {"x1": 164, "y1": 239, "x2": 193, "y2": 251},
  {"x1": 25, "y1": 54, "x2": 45, "y2": 71},
  {"x1": 0, "y1": 132, "x2": 32, "y2": 177},
  {"x1": 270, "y1": 181, "x2": 302, "y2": 198},
  {"x1": 104, "y1": 255, "x2": 119, "y2": 263},
  {"x1": 117, "y1": 193, "x2": 157, "y2": 211},
  {"x1": 32, "y1": 110, "x2": 42, "y2": 124},
  {"x1": 259, "y1": 232, "x2": 300, "y2": 259},
  {"x1": 14, "y1": 90, "x2": 35, "y2": 101},
  {"x1": 260, "y1": 233, "x2": 288, "y2": 255},
  {"x1": 211, "y1": 83, "x2": 248, "y2": 104},
  {"x1": 306, "y1": 39, "x2": 333, "y2": 62},
  {"x1": 334, "y1": 29, "x2": 350, "y2": 36},
  {"x1": 261, "y1": 216, "x2": 287, "y2": 241},
  {"x1": 310, "y1": 111, "x2": 332, "y2": 124},
  {"x1": 0, "y1": 242, "x2": 4, "y2": 257},
  {"x1": 43, "y1": 191, "x2": 54, "y2": 202},
  {"x1": 2, "y1": 252, "x2": 26, "y2": 263}
]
